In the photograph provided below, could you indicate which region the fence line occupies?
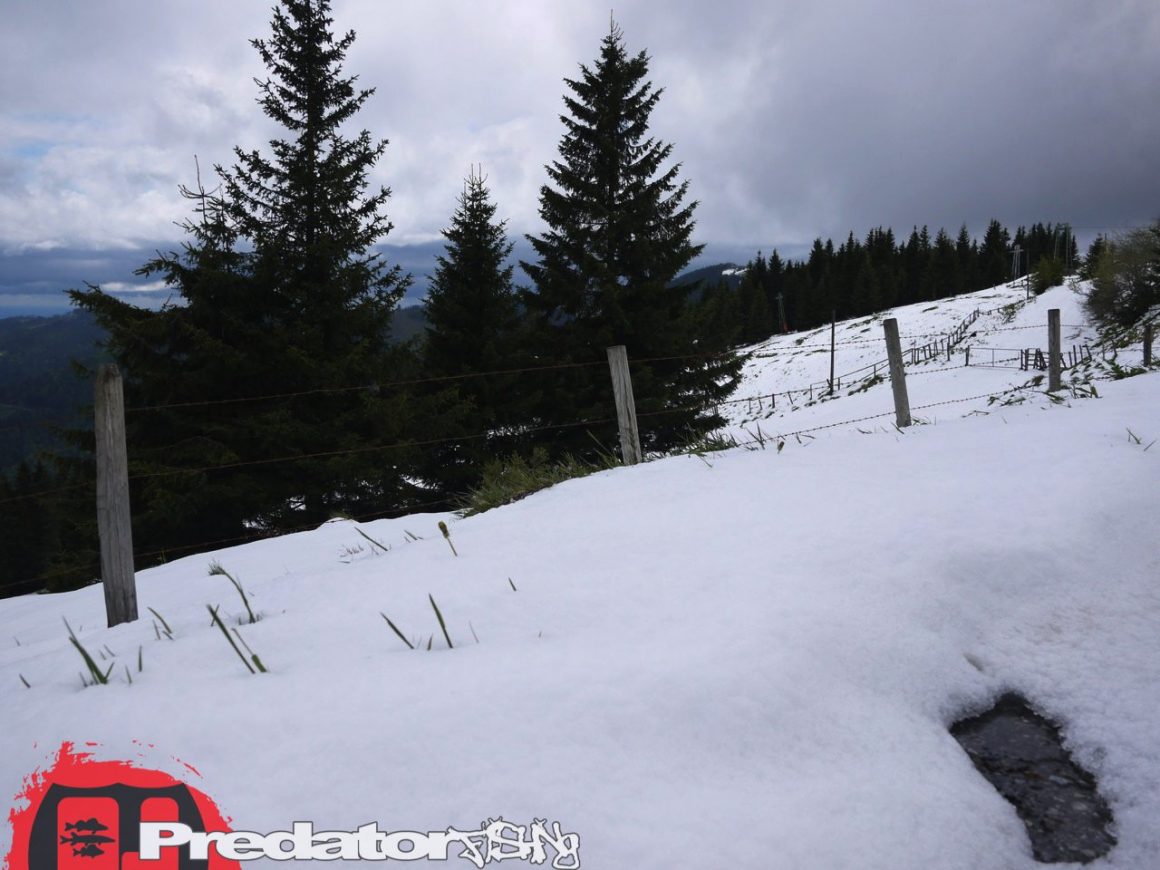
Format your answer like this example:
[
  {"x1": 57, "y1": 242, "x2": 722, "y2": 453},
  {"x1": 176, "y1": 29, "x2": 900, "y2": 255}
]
[
  {"x1": 0, "y1": 411, "x2": 615, "y2": 505},
  {"x1": 722, "y1": 386, "x2": 1038, "y2": 450},
  {"x1": 1, "y1": 378, "x2": 1049, "y2": 596},
  {"x1": 0, "y1": 315, "x2": 1132, "y2": 508},
  {"x1": 0, "y1": 416, "x2": 81, "y2": 433},
  {"x1": 963, "y1": 345, "x2": 1094, "y2": 372},
  {"x1": 122, "y1": 349, "x2": 737, "y2": 415}
]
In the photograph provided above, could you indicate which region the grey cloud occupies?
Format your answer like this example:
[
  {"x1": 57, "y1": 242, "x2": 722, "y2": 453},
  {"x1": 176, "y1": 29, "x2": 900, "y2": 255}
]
[{"x1": 1, "y1": 0, "x2": 1157, "y2": 301}]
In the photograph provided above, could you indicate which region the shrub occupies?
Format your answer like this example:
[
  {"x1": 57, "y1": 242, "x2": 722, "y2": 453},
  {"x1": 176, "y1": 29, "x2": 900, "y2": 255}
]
[
  {"x1": 459, "y1": 448, "x2": 614, "y2": 516},
  {"x1": 1031, "y1": 256, "x2": 1065, "y2": 295},
  {"x1": 1085, "y1": 222, "x2": 1160, "y2": 328}
]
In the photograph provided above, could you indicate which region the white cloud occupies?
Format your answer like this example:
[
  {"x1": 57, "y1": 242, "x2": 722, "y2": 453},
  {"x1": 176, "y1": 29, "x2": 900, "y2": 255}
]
[{"x1": 0, "y1": 0, "x2": 1157, "y2": 258}]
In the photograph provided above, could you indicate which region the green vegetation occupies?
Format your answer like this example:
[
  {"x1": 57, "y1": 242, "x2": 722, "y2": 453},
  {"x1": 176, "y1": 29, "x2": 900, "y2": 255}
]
[
  {"x1": 1084, "y1": 222, "x2": 1160, "y2": 328},
  {"x1": 208, "y1": 605, "x2": 267, "y2": 674},
  {"x1": 64, "y1": 619, "x2": 112, "y2": 687},
  {"x1": 1032, "y1": 256, "x2": 1066, "y2": 295},
  {"x1": 208, "y1": 562, "x2": 257, "y2": 624},
  {"x1": 459, "y1": 448, "x2": 616, "y2": 516}
]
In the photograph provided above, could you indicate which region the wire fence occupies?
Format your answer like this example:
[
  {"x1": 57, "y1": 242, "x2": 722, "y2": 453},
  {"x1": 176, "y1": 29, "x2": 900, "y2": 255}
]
[
  {"x1": 0, "y1": 305, "x2": 1116, "y2": 510},
  {"x1": 4, "y1": 304, "x2": 1152, "y2": 598},
  {"x1": 0, "y1": 376, "x2": 1048, "y2": 596}
]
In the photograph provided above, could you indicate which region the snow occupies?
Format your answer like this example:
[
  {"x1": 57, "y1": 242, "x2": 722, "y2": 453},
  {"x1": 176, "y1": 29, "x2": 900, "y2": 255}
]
[
  {"x1": 720, "y1": 281, "x2": 1101, "y2": 441},
  {"x1": 3, "y1": 280, "x2": 1159, "y2": 868}
]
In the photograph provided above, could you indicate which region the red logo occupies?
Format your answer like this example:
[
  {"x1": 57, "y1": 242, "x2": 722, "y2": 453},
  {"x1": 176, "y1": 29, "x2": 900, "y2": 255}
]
[{"x1": 5, "y1": 743, "x2": 240, "y2": 870}]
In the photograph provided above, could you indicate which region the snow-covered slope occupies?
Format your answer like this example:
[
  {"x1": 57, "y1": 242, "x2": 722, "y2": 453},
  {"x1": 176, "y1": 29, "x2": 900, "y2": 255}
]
[
  {"x1": 721, "y1": 281, "x2": 1101, "y2": 442},
  {"x1": 3, "y1": 282, "x2": 1158, "y2": 869}
]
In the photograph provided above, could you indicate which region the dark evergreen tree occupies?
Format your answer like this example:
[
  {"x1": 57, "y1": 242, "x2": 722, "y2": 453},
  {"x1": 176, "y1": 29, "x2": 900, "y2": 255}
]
[
  {"x1": 900, "y1": 227, "x2": 931, "y2": 305},
  {"x1": 766, "y1": 250, "x2": 787, "y2": 331},
  {"x1": 421, "y1": 169, "x2": 527, "y2": 494},
  {"x1": 849, "y1": 254, "x2": 882, "y2": 316},
  {"x1": 695, "y1": 278, "x2": 742, "y2": 348},
  {"x1": 1084, "y1": 221, "x2": 1160, "y2": 327},
  {"x1": 737, "y1": 265, "x2": 774, "y2": 344},
  {"x1": 521, "y1": 22, "x2": 739, "y2": 457},
  {"x1": 925, "y1": 228, "x2": 961, "y2": 300},
  {"x1": 70, "y1": 0, "x2": 423, "y2": 562},
  {"x1": 979, "y1": 219, "x2": 1011, "y2": 288},
  {"x1": 1080, "y1": 234, "x2": 1107, "y2": 280},
  {"x1": 865, "y1": 227, "x2": 900, "y2": 309},
  {"x1": 955, "y1": 224, "x2": 977, "y2": 295}
]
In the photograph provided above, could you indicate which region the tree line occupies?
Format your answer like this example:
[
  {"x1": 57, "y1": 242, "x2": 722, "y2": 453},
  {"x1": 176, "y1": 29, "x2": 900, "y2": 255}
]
[{"x1": 701, "y1": 221, "x2": 1081, "y2": 347}]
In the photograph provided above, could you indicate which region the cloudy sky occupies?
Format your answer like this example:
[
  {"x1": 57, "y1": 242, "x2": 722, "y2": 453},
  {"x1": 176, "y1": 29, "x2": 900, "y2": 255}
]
[{"x1": 1, "y1": 0, "x2": 1158, "y2": 315}]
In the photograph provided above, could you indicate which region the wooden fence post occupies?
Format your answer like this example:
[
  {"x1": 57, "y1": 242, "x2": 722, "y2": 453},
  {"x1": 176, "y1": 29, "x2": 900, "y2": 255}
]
[
  {"x1": 1145, "y1": 322, "x2": 1154, "y2": 366},
  {"x1": 606, "y1": 346, "x2": 642, "y2": 466},
  {"x1": 828, "y1": 310, "x2": 836, "y2": 395},
  {"x1": 95, "y1": 364, "x2": 138, "y2": 627},
  {"x1": 1048, "y1": 308, "x2": 1061, "y2": 391},
  {"x1": 883, "y1": 319, "x2": 912, "y2": 428}
]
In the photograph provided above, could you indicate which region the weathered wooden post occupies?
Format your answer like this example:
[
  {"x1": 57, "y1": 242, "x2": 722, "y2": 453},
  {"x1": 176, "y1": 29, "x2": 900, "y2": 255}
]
[
  {"x1": 95, "y1": 364, "x2": 138, "y2": 627},
  {"x1": 606, "y1": 346, "x2": 642, "y2": 465},
  {"x1": 883, "y1": 319, "x2": 912, "y2": 428},
  {"x1": 828, "y1": 310, "x2": 836, "y2": 395},
  {"x1": 1145, "y1": 322, "x2": 1154, "y2": 366},
  {"x1": 1048, "y1": 308, "x2": 1061, "y2": 391}
]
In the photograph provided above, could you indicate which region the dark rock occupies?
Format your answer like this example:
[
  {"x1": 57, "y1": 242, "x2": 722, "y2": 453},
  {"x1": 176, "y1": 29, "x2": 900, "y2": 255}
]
[{"x1": 951, "y1": 693, "x2": 1116, "y2": 864}]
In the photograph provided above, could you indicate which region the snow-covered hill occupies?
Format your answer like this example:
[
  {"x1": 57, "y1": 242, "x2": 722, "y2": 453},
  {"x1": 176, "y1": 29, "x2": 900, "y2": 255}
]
[
  {"x1": 3, "y1": 281, "x2": 1158, "y2": 868},
  {"x1": 720, "y1": 280, "x2": 1101, "y2": 441}
]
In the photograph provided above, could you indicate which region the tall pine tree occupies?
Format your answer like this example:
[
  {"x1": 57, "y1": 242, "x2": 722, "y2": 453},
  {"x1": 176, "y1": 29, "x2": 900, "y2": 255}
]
[
  {"x1": 71, "y1": 0, "x2": 421, "y2": 561},
  {"x1": 521, "y1": 21, "x2": 738, "y2": 457},
  {"x1": 421, "y1": 168, "x2": 528, "y2": 495}
]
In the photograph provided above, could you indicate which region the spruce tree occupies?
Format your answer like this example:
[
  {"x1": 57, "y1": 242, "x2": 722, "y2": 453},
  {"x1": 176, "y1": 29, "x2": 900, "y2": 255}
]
[
  {"x1": 925, "y1": 228, "x2": 962, "y2": 300},
  {"x1": 70, "y1": 0, "x2": 421, "y2": 560},
  {"x1": 979, "y1": 219, "x2": 1012, "y2": 288},
  {"x1": 521, "y1": 21, "x2": 738, "y2": 457},
  {"x1": 955, "y1": 224, "x2": 978, "y2": 294},
  {"x1": 421, "y1": 169, "x2": 527, "y2": 494},
  {"x1": 737, "y1": 265, "x2": 773, "y2": 345}
]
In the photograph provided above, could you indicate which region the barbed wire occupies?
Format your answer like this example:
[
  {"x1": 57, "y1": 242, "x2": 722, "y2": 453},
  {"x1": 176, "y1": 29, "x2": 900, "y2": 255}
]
[
  {"x1": 7, "y1": 353, "x2": 1144, "y2": 597},
  {"x1": 123, "y1": 349, "x2": 734, "y2": 414},
  {"x1": 0, "y1": 480, "x2": 93, "y2": 506},
  {"x1": 977, "y1": 323, "x2": 1089, "y2": 333},
  {"x1": 753, "y1": 332, "x2": 953, "y2": 353},
  {"x1": 723, "y1": 385, "x2": 1040, "y2": 449},
  {"x1": 0, "y1": 419, "x2": 75, "y2": 433},
  {"x1": 0, "y1": 415, "x2": 619, "y2": 507}
]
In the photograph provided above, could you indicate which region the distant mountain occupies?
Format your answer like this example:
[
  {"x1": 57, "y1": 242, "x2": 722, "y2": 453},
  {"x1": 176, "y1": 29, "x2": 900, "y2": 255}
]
[
  {"x1": 0, "y1": 310, "x2": 108, "y2": 471},
  {"x1": 388, "y1": 304, "x2": 429, "y2": 344},
  {"x1": 0, "y1": 305, "x2": 436, "y2": 473},
  {"x1": 671, "y1": 262, "x2": 746, "y2": 293}
]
